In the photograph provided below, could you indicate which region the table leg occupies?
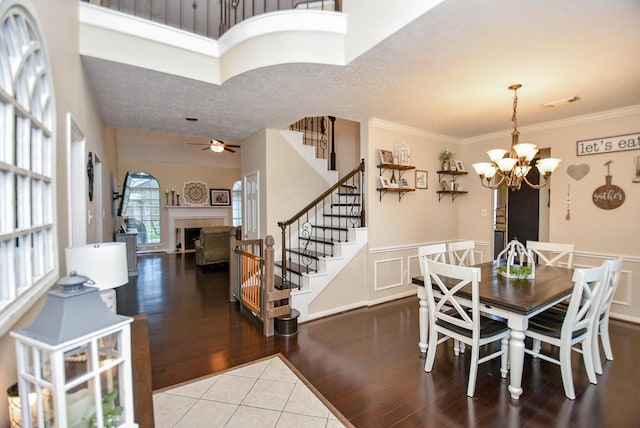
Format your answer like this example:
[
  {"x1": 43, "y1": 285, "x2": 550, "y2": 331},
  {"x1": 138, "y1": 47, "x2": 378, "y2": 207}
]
[
  {"x1": 417, "y1": 287, "x2": 428, "y2": 354},
  {"x1": 508, "y1": 328, "x2": 526, "y2": 400}
]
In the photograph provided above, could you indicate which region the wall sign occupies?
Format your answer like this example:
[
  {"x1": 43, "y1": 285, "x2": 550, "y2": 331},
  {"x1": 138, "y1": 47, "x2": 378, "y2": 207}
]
[
  {"x1": 577, "y1": 132, "x2": 639, "y2": 156},
  {"x1": 592, "y1": 160, "x2": 625, "y2": 210}
]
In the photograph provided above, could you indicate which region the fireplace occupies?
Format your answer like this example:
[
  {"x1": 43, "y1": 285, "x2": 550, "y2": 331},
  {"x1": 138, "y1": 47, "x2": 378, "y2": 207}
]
[
  {"x1": 184, "y1": 227, "x2": 202, "y2": 250},
  {"x1": 166, "y1": 206, "x2": 229, "y2": 252}
]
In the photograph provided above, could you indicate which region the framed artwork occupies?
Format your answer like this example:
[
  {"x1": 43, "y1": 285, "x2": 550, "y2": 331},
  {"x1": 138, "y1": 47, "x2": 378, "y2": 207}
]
[
  {"x1": 210, "y1": 188, "x2": 231, "y2": 206},
  {"x1": 183, "y1": 181, "x2": 209, "y2": 206},
  {"x1": 378, "y1": 149, "x2": 394, "y2": 165},
  {"x1": 441, "y1": 180, "x2": 451, "y2": 191},
  {"x1": 379, "y1": 176, "x2": 390, "y2": 188},
  {"x1": 455, "y1": 160, "x2": 465, "y2": 172},
  {"x1": 400, "y1": 178, "x2": 410, "y2": 188},
  {"x1": 415, "y1": 170, "x2": 428, "y2": 189}
]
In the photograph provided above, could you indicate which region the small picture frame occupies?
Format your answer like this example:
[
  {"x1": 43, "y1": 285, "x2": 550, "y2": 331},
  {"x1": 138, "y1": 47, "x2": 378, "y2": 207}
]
[
  {"x1": 441, "y1": 180, "x2": 451, "y2": 191},
  {"x1": 455, "y1": 160, "x2": 465, "y2": 172},
  {"x1": 415, "y1": 170, "x2": 428, "y2": 189},
  {"x1": 210, "y1": 188, "x2": 231, "y2": 206},
  {"x1": 400, "y1": 178, "x2": 410, "y2": 188},
  {"x1": 379, "y1": 176, "x2": 390, "y2": 188},
  {"x1": 378, "y1": 149, "x2": 394, "y2": 165}
]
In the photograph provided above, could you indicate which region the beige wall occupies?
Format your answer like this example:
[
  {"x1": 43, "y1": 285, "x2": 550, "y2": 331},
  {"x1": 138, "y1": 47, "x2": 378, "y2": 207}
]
[{"x1": 0, "y1": 0, "x2": 112, "y2": 425}]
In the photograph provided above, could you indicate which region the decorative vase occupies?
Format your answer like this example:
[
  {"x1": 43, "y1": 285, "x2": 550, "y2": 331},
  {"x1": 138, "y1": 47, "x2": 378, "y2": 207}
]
[{"x1": 442, "y1": 161, "x2": 449, "y2": 171}]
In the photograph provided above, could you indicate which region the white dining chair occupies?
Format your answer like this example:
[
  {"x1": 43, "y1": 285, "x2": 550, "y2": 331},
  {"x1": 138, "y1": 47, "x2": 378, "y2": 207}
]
[
  {"x1": 417, "y1": 243, "x2": 464, "y2": 354},
  {"x1": 447, "y1": 241, "x2": 476, "y2": 266},
  {"x1": 524, "y1": 263, "x2": 608, "y2": 400},
  {"x1": 526, "y1": 241, "x2": 575, "y2": 268},
  {"x1": 421, "y1": 259, "x2": 509, "y2": 397},
  {"x1": 593, "y1": 257, "x2": 624, "y2": 374}
]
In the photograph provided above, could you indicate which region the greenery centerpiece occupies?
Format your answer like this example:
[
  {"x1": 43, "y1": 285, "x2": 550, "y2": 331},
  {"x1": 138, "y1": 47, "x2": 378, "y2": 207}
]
[
  {"x1": 495, "y1": 239, "x2": 535, "y2": 279},
  {"x1": 439, "y1": 149, "x2": 455, "y2": 171}
]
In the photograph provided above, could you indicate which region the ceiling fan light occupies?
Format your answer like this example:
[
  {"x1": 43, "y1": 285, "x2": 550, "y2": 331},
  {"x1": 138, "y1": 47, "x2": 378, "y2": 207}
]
[
  {"x1": 513, "y1": 143, "x2": 538, "y2": 161},
  {"x1": 496, "y1": 157, "x2": 518, "y2": 172},
  {"x1": 210, "y1": 144, "x2": 224, "y2": 153},
  {"x1": 487, "y1": 149, "x2": 508, "y2": 162},
  {"x1": 536, "y1": 157, "x2": 561, "y2": 175}
]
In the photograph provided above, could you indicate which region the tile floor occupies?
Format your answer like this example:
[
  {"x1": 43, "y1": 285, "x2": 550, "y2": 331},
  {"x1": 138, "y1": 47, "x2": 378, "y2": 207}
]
[{"x1": 153, "y1": 355, "x2": 348, "y2": 428}]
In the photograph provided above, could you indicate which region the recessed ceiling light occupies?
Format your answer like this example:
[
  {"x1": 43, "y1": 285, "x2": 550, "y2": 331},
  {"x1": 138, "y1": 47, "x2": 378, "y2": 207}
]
[
  {"x1": 185, "y1": 117, "x2": 198, "y2": 121},
  {"x1": 542, "y1": 96, "x2": 580, "y2": 108}
]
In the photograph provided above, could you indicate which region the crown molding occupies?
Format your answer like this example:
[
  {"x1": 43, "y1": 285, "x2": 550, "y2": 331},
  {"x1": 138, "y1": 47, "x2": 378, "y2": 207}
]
[
  {"x1": 370, "y1": 118, "x2": 461, "y2": 144},
  {"x1": 461, "y1": 105, "x2": 640, "y2": 145}
]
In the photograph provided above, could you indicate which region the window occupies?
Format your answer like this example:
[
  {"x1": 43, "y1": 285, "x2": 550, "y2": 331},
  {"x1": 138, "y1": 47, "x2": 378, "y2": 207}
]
[
  {"x1": 121, "y1": 172, "x2": 161, "y2": 245},
  {"x1": 0, "y1": 4, "x2": 57, "y2": 333},
  {"x1": 232, "y1": 180, "x2": 242, "y2": 227}
]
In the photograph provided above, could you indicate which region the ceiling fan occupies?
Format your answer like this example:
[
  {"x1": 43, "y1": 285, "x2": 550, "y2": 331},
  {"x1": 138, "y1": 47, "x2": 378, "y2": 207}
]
[{"x1": 189, "y1": 139, "x2": 240, "y2": 153}]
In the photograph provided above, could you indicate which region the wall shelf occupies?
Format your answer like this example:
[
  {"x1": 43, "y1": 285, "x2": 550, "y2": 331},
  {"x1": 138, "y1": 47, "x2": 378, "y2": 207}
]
[
  {"x1": 436, "y1": 170, "x2": 468, "y2": 202},
  {"x1": 378, "y1": 164, "x2": 415, "y2": 201}
]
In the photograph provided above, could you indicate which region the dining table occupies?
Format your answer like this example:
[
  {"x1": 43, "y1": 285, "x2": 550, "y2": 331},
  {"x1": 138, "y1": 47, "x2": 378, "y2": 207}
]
[{"x1": 412, "y1": 261, "x2": 575, "y2": 400}]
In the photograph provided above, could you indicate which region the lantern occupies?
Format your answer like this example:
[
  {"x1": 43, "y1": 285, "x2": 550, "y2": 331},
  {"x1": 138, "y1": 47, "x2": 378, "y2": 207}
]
[{"x1": 11, "y1": 273, "x2": 136, "y2": 427}]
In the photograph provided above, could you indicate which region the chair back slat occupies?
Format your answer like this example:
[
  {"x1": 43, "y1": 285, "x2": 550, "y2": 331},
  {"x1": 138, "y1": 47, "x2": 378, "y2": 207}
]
[
  {"x1": 423, "y1": 259, "x2": 481, "y2": 334},
  {"x1": 418, "y1": 243, "x2": 448, "y2": 277},
  {"x1": 526, "y1": 241, "x2": 575, "y2": 268},
  {"x1": 447, "y1": 241, "x2": 476, "y2": 266},
  {"x1": 599, "y1": 258, "x2": 624, "y2": 318},
  {"x1": 563, "y1": 264, "x2": 608, "y2": 338}
]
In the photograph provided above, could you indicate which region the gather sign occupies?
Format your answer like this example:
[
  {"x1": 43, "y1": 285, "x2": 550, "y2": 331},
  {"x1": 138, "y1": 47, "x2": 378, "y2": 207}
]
[{"x1": 577, "y1": 132, "x2": 639, "y2": 156}]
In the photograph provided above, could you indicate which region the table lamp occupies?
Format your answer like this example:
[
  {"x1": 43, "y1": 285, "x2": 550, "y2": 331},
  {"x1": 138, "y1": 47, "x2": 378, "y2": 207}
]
[{"x1": 65, "y1": 242, "x2": 128, "y2": 312}]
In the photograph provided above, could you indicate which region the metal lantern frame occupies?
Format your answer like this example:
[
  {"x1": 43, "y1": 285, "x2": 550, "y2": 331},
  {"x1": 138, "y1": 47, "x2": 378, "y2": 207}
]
[{"x1": 11, "y1": 278, "x2": 136, "y2": 428}]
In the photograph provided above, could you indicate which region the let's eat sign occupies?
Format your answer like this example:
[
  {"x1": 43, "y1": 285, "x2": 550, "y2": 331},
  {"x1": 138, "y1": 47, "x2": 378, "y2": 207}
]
[{"x1": 577, "y1": 132, "x2": 639, "y2": 156}]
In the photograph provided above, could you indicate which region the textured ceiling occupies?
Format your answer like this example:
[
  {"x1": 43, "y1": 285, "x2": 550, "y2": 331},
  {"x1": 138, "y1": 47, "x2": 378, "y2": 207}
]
[{"x1": 82, "y1": 0, "x2": 640, "y2": 151}]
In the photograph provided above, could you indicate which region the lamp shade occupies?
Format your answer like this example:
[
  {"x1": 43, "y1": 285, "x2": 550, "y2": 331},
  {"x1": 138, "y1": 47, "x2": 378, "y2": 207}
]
[{"x1": 65, "y1": 242, "x2": 128, "y2": 290}]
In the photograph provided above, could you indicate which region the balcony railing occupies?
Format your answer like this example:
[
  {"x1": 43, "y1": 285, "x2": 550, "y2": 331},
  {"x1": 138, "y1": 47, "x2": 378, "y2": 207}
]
[{"x1": 83, "y1": 0, "x2": 340, "y2": 40}]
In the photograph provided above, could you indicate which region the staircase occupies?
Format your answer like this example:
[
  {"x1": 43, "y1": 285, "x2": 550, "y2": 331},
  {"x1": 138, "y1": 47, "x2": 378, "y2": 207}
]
[{"x1": 277, "y1": 126, "x2": 366, "y2": 322}]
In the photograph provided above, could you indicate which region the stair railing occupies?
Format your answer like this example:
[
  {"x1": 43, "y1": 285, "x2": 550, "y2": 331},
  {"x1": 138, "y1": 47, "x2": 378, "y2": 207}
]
[
  {"x1": 289, "y1": 116, "x2": 336, "y2": 170},
  {"x1": 277, "y1": 159, "x2": 364, "y2": 289},
  {"x1": 83, "y1": 0, "x2": 340, "y2": 40}
]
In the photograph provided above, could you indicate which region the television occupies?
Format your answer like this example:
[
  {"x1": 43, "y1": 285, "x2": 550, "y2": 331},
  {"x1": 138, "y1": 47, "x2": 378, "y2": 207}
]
[{"x1": 117, "y1": 171, "x2": 132, "y2": 217}]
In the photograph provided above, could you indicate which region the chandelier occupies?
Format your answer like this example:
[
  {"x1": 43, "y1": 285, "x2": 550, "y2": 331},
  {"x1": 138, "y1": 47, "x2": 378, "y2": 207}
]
[{"x1": 472, "y1": 84, "x2": 560, "y2": 190}]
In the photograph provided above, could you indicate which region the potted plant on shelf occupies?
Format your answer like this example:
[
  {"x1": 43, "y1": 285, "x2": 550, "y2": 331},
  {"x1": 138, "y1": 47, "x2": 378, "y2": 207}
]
[{"x1": 439, "y1": 150, "x2": 455, "y2": 171}]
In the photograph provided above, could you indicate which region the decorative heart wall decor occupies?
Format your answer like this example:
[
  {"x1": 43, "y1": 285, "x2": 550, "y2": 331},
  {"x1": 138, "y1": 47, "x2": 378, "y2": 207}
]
[{"x1": 567, "y1": 164, "x2": 590, "y2": 180}]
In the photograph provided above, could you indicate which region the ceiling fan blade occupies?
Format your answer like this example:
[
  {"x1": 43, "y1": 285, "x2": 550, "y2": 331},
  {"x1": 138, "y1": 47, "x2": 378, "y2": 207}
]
[
  {"x1": 224, "y1": 147, "x2": 236, "y2": 153},
  {"x1": 201, "y1": 147, "x2": 210, "y2": 151},
  {"x1": 225, "y1": 144, "x2": 241, "y2": 148}
]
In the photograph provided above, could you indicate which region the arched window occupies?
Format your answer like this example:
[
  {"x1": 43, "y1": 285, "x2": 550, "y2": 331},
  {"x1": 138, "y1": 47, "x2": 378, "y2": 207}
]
[
  {"x1": 0, "y1": 4, "x2": 56, "y2": 332},
  {"x1": 121, "y1": 172, "x2": 161, "y2": 245},
  {"x1": 232, "y1": 180, "x2": 242, "y2": 227}
]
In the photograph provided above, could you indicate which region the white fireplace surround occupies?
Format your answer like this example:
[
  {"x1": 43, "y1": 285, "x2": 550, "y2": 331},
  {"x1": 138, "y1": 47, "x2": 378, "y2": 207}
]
[{"x1": 166, "y1": 206, "x2": 229, "y2": 251}]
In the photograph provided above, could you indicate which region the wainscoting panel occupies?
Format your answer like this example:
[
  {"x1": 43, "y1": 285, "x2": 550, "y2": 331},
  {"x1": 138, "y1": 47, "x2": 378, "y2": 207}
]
[{"x1": 374, "y1": 257, "x2": 404, "y2": 292}]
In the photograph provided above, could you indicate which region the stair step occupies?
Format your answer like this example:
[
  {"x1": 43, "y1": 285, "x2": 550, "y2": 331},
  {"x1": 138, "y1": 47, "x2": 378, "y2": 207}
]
[
  {"x1": 287, "y1": 247, "x2": 324, "y2": 260},
  {"x1": 323, "y1": 213, "x2": 361, "y2": 219},
  {"x1": 336, "y1": 192, "x2": 360, "y2": 197},
  {"x1": 313, "y1": 225, "x2": 349, "y2": 232},
  {"x1": 331, "y1": 203, "x2": 361, "y2": 207},
  {"x1": 276, "y1": 261, "x2": 317, "y2": 275},
  {"x1": 274, "y1": 275, "x2": 298, "y2": 290},
  {"x1": 299, "y1": 236, "x2": 336, "y2": 246}
]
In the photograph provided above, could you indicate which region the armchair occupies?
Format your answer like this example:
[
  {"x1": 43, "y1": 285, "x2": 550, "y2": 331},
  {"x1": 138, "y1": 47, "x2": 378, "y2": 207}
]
[{"x1": 194, "y1": 226, "x2": 238, "y2": 266}]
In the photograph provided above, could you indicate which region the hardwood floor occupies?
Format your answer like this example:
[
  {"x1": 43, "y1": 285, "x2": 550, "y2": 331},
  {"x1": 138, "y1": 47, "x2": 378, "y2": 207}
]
[{"x1": 117, "y1": 253, "x2": 640, "y2": 427}]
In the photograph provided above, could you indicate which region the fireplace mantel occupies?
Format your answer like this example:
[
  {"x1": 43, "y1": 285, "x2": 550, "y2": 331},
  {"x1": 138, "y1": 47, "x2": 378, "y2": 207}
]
[{"x1": 166, "y1": 206, "x2": 229, "y2": 251}]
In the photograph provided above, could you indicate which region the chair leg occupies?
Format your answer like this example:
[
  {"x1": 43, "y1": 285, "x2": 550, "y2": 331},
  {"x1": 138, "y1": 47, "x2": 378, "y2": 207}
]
[
  {"x1": 600, "y1": 319, "x2": 614, "y2": 361},
  {"x1": 500, "y1": 337, "x2": 509, "y2": 378},
  {"x1": 559, "y1": 342, "x2": 576, "y2": 400},
  {"x1": 425, "y1": 325, "x2": 438, "y2": 372},
  {"x1": 466, "y1": 344, "x2": 480, "y2": 397},
  {"x1": 582, "y1": 336, "x2": 597, "y2": 385}
]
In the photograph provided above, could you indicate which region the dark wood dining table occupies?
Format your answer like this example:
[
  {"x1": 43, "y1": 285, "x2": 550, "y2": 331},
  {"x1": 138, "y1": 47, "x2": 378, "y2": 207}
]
[{"x1": 412, "y1": 261, "x2": 575, "y2": 400}]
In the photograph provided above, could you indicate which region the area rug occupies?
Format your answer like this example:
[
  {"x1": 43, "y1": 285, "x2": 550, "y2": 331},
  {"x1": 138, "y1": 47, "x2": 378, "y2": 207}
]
[{"x1": 152, "y1": 353, "x2": 353, "y2": 427}]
